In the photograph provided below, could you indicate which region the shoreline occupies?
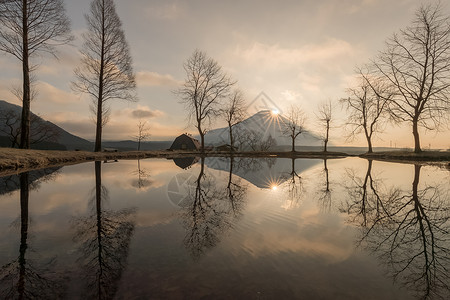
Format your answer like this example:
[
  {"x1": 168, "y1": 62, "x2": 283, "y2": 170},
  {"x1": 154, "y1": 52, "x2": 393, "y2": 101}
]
[{"x1": 0, "y1": 147, "x2": 448, "y2": 176}]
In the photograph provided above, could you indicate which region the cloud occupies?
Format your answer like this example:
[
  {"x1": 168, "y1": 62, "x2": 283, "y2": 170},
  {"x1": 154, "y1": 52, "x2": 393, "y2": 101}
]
[
  {"x1": 131, "y1": 107, "x2": 164, "y2": 119},
  {"x1": 136, "y1": 71, "x2": 181, "y2": 87},
  {"x1": 144, "y1": 3, "x2": 183, "y2": 20},
  {"x1": 233, "y1": 38, "x2": 356, "y2": 69},
  {"x1": 37, "y1": 81, "x2": 79, "y2": 104}
]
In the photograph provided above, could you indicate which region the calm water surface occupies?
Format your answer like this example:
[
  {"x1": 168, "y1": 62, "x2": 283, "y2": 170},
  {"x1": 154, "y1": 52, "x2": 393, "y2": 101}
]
[{"x1": 0, "y1": 157, "x2": 448, "y2": 299}]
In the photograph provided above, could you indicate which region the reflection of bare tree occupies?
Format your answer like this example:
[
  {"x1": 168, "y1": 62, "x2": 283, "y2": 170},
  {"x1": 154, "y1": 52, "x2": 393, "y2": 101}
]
[
  {"x1": 236, "y1": 157, "x2": 276, "y2": 173},
  {"x1": 73, "y1": 161, "x2": 135, "y2": 299},
  {"x1": 0, "y1": 172, "x2": 64, "y2": 298},
  {"x1": 341, "y1": 160, "x2": 386, "y2": 227},
  {"x1": 317, "y1": 159, "x2": 332, "y2": 211},
  {"x1": 182, "y1": 157, "x2": 247, "y2": 260},
  {"x1": 227, "y1": 156, "x2": 247, "y2": 217},
  {"x1": 344, "y1": 163, "x2": 450, "y2": 299},
  {"x1": 131, "y1": 159, "x2": 152, "y2": 189},
  {"x1": 282, "y1": 158, "x2": 304, "y2": 209}
]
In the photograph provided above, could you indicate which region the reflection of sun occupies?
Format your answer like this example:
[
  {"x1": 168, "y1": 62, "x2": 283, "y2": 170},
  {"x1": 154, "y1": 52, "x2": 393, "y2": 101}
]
[{"x1": 264, "y1": 177, "x2": 283, "y2": 191}]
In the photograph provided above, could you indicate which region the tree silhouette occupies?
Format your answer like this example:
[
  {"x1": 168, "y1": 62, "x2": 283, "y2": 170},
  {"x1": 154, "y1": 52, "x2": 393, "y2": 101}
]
[
  {"x1": 342, "y1": 71, "x2": 390, "y2": 153},
  {"x1": 220, "y1": 89, "x2": 247, "y2": 152},
  {"x1": 176, "y1": 50, "x2": 235, "y2": 152},
  {"x1": 373, "y1": 3, "x2": 450, "y2": 153},
  {"x1": 73, "y1": 0, "x2": 137, "y2": 152},
  {"x1": 0, "y1": 0, "x2": 72, "y2": 149},
  {"x1": 281, "y1": 105, "x2": 306, "y2": 152},
  {"x1": 72, "y1": 161, "x2": 136, "y2": 299},
  {"x1": 316, "y1": 100, "x2": 333, "y2": 152}
]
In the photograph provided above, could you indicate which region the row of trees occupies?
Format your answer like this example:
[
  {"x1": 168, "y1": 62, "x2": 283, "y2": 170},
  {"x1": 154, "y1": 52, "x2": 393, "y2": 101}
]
[
  {"x1": 342, "y1": 3, "x2": 450, "y2": 153},
  {"x1": 0, "y1": 0, "x2": 136, "y2": 152},
  {"x1": 178, "y1": 3, "x2": 450, "y2": 154},
  {"x1": 177, "y1": 49, "x2": 335, "y2": 153}
]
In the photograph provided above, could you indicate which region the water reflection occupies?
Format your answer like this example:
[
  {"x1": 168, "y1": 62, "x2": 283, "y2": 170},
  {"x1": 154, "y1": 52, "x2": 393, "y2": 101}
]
[
  {"x1": 317, "y1": 159, "x2": 332, "y2": 211},
  {"x1": 72, "y1": 161, "x2": 136, "y2": 299},
  {"x1": 343, "y1": 162, "x2": 450, "y2": 299},
  {"x1": 282, "y1": 158, "x2": 304, "y2": 209},
  {"x1": 181, "y1": 157, "x2": 248, "y2": 259},
  {"x1": 131, "y1": 159, "x2": 152, "y2": 190},
  {"x1": 0, "y1": 171, "x2": 64, "y2": 299}
]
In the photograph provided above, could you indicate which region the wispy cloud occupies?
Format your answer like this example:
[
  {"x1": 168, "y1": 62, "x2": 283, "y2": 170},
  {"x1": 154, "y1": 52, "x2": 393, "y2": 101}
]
[{"x1": 136, "y1": 71, "x2": 182, "y2": 87}]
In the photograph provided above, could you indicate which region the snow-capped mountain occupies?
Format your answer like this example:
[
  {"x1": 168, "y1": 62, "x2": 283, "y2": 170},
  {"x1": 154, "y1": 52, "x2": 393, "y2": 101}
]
[{"x1": 205, "y1": 110, "x2": 323, "y2": 147}]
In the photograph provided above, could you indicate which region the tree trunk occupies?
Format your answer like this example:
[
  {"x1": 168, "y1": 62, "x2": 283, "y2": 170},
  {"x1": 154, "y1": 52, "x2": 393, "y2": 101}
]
[
  {"x1": 95, "y1": 160, "x2": 103, "y2": 288},
  {"x1": 18, "y1": 172, "x2": 29, "y2": 298},
  {"x1": 94, "y1": 98, "x2": 103, "y2": 152},
  {"x1": 20, "y1": 0, "x2": 30, "y2": 149},
  {"x1": 228, "y1": 122, "x2": 234, "y2": 152},
  {"x1": 94, "y1": 2, "x2": 106, "y2": 152},
  {"x1": 291, "y1": 136, "x2": 295, "y2": 152},
  {"x1": 364, "y1": 125, "x2": 373, "y2": 153},
  {"x1": 412, "y1": 118, "x2": 421, "y2": 153},
  {"x1": 198, "y1": 120, "x2": 204, "y2": 153},
  {"x1": 367, "y1": 137, "x2": 373, "y2": 153},
  {"x1": 324, "y1": 120, "x2": 329, "y2": 152}
]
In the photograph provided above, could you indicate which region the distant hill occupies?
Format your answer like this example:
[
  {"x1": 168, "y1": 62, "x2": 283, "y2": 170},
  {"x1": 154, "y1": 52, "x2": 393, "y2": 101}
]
[
  {"x1": 205, "y1": 110, "x2": 323, "y2": 148},
  {"x1": 0, "y1": 100, "x2": 92, "y2": 150}
]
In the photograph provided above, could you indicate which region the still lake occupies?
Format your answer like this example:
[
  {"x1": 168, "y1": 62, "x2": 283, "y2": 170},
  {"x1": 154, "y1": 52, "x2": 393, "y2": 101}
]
[{"x1": 0, "y1": 157, "x2": 448, "y2": 299}]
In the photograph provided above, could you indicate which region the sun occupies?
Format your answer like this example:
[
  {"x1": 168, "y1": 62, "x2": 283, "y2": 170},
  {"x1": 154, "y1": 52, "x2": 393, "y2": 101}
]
[{"x1": 271, "y1": 109, "x2": 279, "y2": 116}]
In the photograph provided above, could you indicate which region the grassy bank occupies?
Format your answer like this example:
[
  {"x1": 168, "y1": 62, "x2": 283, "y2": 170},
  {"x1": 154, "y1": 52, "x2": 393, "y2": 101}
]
[{"x1": 0, "y1": 148, "x2": 448, "y2": 176}]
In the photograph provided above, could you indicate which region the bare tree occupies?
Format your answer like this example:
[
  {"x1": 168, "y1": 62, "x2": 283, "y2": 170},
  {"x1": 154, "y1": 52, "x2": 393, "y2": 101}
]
[
  {"x1": 0, "y1": 0, "x2": 72, "y2": 149},
  {"x1": 220, "y1": 88, "x2": 247, "y2": 151},
  {"x1": 134, "y1": 120, "x2": 150, "y2": 151},
  {"x1": 0, "y1": 109, "x2": 59, "y2": 148},
  {"x1": 342, "y1": 72, "x2": 389, "y2": 153},
  {"x1": 177, "y1": 50, "x2": 235, "y2": 152},
  {"x1": 245, "y1": 130, "x2": 277, "y2": 151},
  {"x1": 281, "y1": 105, "x2": 306, "y2": 152},
  {"x1": 373, "y1": 3, "x2": 450, "y2": 153},
  {"x1": 316, "y1": 100, "x2": 333, "y2": 152},
  {"x1": 73, "y1": 0, "x2": 137, "y2": 152}
]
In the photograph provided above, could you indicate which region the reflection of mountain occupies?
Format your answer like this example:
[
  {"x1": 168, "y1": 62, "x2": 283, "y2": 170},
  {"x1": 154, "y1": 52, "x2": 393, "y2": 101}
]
[
  {"x1": 0, "y1": 167, "x2": 60, "y2": 196},
  {"x1": 205, "y1": 157, "x2": 321, "y2": 188},
  {"x1": 205, "y1": 110, "x2": 323, "y2": 146}
]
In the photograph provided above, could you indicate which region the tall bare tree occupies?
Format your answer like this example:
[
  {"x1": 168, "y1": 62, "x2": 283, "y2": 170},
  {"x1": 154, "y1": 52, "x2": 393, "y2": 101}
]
[
  {"x1": 134, "y1": 120, "x2": 150, "y2": 151},
  {"x1": 220, "y1": 88, "x2": 246, "y2": 151},
  {"x1": 342, "y1": 72, "x2": 389, "y2": 153},
  {"x1": 73, "y1": 0, "x2": 137, "y2": 152},
  {"x1": 316, "y1": 100, "x2": 333, "y2": 152},
  {"x1": 177, "y1": 50, "x2": 235, "y2": 152},
  {"x1": 373, "y1": 3, "x2": 450, "y2": 153},
  {"x1": 0, "y1": 0, "x2": 72, "y2": 149},
  {"x1": 281, "y1": 105, "x2": 306, "y2": 152}
]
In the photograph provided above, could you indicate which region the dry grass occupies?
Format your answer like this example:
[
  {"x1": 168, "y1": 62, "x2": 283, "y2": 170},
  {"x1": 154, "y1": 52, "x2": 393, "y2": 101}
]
[{"x1": 0, "y1": 148, "x2": 195, "y2": 176}]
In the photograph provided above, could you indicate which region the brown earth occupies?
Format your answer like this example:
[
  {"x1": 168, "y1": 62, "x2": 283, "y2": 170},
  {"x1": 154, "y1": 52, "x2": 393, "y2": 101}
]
[{"x1": 0, "y1": 147, "x2": 448, "y2": 177}]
